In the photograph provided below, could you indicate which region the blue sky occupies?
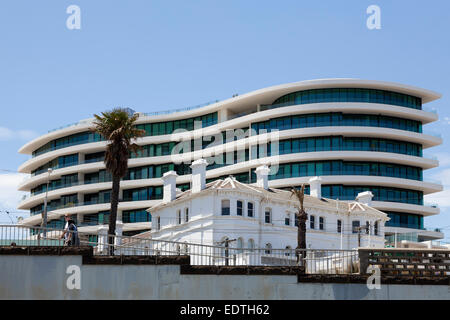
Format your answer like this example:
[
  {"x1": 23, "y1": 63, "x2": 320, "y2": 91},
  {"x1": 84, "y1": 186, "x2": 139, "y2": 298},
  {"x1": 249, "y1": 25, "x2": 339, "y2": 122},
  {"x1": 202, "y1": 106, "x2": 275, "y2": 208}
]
[{"x1": 0, "y1": 1, "x2": 449, "y2": 240}]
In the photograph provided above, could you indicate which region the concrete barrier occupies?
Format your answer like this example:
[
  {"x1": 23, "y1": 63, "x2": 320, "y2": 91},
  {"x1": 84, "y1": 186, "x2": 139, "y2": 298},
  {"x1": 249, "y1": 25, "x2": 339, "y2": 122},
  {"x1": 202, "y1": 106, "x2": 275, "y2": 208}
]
[{"x1": 0, "y1": 247, "x2": 449, "y2": 300}]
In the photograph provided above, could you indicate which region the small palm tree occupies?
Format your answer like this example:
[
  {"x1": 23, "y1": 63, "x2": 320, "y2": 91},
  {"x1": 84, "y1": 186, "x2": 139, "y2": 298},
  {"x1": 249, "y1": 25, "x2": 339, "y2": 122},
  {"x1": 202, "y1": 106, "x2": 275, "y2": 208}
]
[
  {"x1": 290, "y1": 184, "x2": 308, "y2": 263},
  {"x1": 92, "y1": 108, "x2": 145, "y2": 254}
]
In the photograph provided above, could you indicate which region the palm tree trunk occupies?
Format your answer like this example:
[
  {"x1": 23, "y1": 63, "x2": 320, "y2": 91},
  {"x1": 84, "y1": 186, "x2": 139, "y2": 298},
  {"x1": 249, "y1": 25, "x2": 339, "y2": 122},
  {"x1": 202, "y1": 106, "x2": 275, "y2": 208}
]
[
  {"x1": 108, "y1": 174, "x2": 121, "y2": 255},
  {"x1": 296, "y1": 210, "x2": 307, "y2": 266}
]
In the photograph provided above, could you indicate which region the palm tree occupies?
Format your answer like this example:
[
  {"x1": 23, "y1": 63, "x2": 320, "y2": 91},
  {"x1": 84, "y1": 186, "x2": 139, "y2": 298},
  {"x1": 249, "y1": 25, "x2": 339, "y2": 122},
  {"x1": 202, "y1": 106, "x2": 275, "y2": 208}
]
[
  {"x1": 92, "y1": 108, "x2": 145, "y2": 254},
  {"x1": 290, "y1": 184, "x2": 308, "y2": 264}
]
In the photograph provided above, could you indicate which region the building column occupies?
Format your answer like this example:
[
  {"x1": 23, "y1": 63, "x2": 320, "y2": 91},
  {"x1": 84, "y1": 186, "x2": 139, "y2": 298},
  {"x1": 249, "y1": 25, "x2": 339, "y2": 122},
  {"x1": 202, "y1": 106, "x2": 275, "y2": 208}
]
[
  {"x1": 116, "y1": 209, "x2": 123, "y2": 222},
  {"x1": 77, "y1": 192, "x2": 83, "y2": 205},
  {"x1": 97, "y1": 226, "x2": 108, "y2": 254},
  {"x1": 218, "y1": 108, "x2": 228, "y2": 123},
  {"x1": 78, "y1": 152, "x2": 85, "y2": 164},
  {"x1": 115, "y1": 221, "x2": 124, "y2": 254},
  {"x1": 76, "y1": 213, "x2": 83, "y2": 225}
]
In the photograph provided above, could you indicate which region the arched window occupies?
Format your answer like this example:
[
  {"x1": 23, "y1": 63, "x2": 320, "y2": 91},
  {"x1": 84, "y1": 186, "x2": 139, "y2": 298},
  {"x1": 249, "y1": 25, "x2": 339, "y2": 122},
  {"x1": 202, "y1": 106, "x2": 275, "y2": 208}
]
[
  {"x1": 221, "y1": 199, "x2": 230, "y2": 215},
  {"x1": 247, "y1": 202, "x2": 254, "y2": 217},
  {"x1": 248, "y1": 239, "x2": 255, "y2": 251},
  {"x1": 319, "y1": 217, "x2": 325, "y2": 230},
  {"x1": 265, "y1": 243, "x2": 272, "y2": 255},
  {"x1": 185, "y1": 208, "x2": 189, "y2": 222},
  {"x1": 236, "y1": 237, "x2": 244, "y2": 253},
  {"x1": 183, "y1": 242, "x2": 189, "y2": 254},
  {"x1": 285, "y1": 213, "x2": 291, "y2": 226},
  {"x1": 310, "y1": 215, "x2": 315, "y2": 229},
  {"x1": 265, "y1": 208, "x2": 272, "y2": 224}
]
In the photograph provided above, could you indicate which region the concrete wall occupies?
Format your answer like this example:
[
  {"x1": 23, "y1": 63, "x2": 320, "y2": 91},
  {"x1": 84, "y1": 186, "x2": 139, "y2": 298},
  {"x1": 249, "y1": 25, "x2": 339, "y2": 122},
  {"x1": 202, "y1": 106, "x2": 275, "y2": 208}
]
[{"x1": 0, "y1": 254, "x2": 449, "y2": 300}]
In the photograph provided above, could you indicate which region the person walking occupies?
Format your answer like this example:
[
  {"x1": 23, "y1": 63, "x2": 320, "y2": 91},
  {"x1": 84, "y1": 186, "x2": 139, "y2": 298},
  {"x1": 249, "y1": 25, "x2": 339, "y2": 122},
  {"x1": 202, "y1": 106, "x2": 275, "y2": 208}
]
[{"x1": 60, "y1": 214, "x2": 80, "y2": 246}]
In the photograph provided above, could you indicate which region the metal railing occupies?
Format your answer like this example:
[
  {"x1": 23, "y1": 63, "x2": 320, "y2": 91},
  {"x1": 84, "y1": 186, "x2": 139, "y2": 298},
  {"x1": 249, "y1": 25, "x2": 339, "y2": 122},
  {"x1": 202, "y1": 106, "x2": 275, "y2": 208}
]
[
  {"x1": 0, "y1": 225, "x2": 359, "y2": 274},
  {"x1": 142, "y1": 99, "x2": 221, "y2": 117},
  {"x1": 47, "y1": 119, "x2": 93, "y2": 133}
]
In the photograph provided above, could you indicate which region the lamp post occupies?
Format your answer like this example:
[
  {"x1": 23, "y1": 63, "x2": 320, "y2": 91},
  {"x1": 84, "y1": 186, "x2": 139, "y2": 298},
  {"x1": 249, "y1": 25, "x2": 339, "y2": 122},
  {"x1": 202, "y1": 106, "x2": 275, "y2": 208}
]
[{"x1": 41, "y1": 168, "x2": 53, "y2": 238}]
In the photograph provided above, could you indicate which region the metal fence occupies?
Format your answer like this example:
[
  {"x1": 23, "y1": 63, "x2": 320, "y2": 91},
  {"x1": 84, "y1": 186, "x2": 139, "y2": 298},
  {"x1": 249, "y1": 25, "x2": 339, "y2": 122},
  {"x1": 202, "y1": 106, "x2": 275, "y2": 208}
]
[{"x1": 0, "y1": 225, "x2": 359, "y2": 274}]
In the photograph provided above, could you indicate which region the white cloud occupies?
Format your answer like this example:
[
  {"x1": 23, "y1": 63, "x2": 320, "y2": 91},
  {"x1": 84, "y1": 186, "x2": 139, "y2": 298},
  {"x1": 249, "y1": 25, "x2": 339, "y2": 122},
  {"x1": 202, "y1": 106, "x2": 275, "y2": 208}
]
[
  {"x1": 425, "y1": 189, "x2": 450, "y2": 208},
  {"x1": 0, "y1": 126, "x2": 39, "y2": 141},
  {"x1": 17, "y1": 130, "x2": 39, "y2": 140},
  {"x1": 0, "y1": 173, "x2": 28, "y2": 210},
  {"x1": 425, "y1": 167, "x2": 450, "y2": 208},
  {"x1": 0, "y1": 127, "x2": 13, "y2": 140},
  {"x1": 435, "y1": 152, "x2": 450, "y2": 168}
]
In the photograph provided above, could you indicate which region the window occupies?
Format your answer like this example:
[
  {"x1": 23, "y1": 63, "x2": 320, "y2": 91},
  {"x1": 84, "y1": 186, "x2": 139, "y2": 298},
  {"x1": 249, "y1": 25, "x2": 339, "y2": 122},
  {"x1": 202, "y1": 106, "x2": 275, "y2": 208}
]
[
  {"x1": 265, "y1": 208, "x2": 271, "y2": 224},
  {"x1": 366, "y1": 221, "x2": 370, "y2": 234},
  {"x1": 237, "y1": 200, "x2": 243, "y2": 216},
  {"x1": 122, "y1": 209, "x2": 151, "y2": 223},
  {"x1": 352, "y1": 220, "x2": 360, "y2": 233},
  {"x1": 156, "y1": 217, "x2": 161, "y2": 231},
  {"x1": 319, "y1": 217, "x2": 324, "y2": 230},
  {"x1": 237, "y1": 238, "x2": 243, "y2": 253},
  {"x1": 374, "y1": 221, "x2": 379, "y2": 235},
  {"x1": 247, "y1": 202, "x2": 254, "y2": 217},
  {"x1": 221, "y1": 199, "x2": 230, "y2": 216},
  {"x1": 177, "y1": 210, "x2": 181, "y2": 225},
  {"x1": 248, "y1": 239, "x2": 255, "y2": 251},
  {"x1": 265, "y1": 243, "x2": 272, "y2": 255},
  {"x1": 337, "y1": 219, "x2": 342, "y2": 233},
  {"x1": 185, "y1": 208, "x2": 189, "y2": 222},
  {"x1": 285, "y1": 214, "x2": 290, "y2": 226},
  {"x1": 310, "y1": 215, "x2": 315, "y2": 229}
]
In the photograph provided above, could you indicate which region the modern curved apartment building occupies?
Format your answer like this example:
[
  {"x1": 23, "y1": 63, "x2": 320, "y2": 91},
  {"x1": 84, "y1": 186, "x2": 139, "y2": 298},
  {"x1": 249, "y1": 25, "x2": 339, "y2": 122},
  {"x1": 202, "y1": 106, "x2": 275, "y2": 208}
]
[{"x1": 17, "y1": 79, "x2": 444, "y2": 242}]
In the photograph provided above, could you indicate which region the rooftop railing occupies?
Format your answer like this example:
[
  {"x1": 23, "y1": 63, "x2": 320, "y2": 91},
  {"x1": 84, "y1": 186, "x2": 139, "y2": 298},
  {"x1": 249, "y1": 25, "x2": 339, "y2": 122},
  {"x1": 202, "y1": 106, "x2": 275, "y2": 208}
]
[
  {"x1": 46, "y1": 99, "x2": 225, "y2": 134},
  {"x1": 142, "y1": 99, "x2": 221, "y2": 117},
  {"x1": 47, "y1": 119, "x2": 93, "y2": 134}
]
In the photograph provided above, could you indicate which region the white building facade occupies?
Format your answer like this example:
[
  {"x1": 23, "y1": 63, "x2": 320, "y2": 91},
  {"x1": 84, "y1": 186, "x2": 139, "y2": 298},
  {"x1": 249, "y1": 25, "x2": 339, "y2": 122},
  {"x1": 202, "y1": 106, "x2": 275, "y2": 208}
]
[{"x1": 149, "y1": 161, "x2": 389, "y2": 251}]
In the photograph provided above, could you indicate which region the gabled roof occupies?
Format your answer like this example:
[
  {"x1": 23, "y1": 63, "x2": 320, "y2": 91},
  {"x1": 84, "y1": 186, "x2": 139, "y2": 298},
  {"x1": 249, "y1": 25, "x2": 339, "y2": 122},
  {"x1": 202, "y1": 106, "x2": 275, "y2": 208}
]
[{"x1": 149, "y1": 176, "x2": 389, "y2": 220}]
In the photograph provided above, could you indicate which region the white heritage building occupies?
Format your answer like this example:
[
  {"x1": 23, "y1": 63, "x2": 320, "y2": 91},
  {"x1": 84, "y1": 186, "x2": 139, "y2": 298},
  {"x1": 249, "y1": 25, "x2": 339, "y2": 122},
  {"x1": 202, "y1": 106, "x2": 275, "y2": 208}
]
[{"x1": 148, "y1": 159, "x2": 389, "y2": 250}]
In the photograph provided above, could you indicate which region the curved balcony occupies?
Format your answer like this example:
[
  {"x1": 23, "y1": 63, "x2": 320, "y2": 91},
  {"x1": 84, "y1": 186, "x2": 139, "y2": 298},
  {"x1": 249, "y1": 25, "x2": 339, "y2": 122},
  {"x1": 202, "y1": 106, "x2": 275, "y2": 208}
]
[
  {"x1": 18, "y1": 200, "x2": 160, "y2": 227},
  {"x1": 371, "y1": 201, "x2": 439, "y2": 217},
  {"x1": 18, "y1": 124, "x2": 442, "y2": 175}
]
